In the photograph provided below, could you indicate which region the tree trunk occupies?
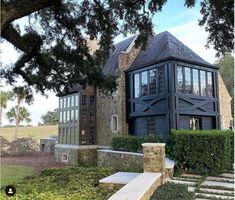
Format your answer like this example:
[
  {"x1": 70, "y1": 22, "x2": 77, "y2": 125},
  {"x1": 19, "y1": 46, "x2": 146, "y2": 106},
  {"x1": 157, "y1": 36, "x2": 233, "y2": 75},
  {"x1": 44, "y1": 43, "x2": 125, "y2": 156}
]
[{"x1": 14, "y1": 98, "x2": 20, "y2": 139}]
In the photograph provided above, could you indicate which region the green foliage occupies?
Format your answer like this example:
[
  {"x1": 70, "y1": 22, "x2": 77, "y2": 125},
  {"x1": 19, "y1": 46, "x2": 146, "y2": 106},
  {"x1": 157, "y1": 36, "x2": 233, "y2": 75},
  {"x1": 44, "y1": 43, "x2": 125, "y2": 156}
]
[
  {"x1": 216, "y1": 54, "x2": 234, "y2": 115},
  {"x1": 0, "y1": 167, "x2": 118, "y2": 200},
  {"x1": 7, "y1": 107, "x2": 31, "y2": 124},
  {"x1": 7, "y1": 137, "x2": 39, "y2": 155},
  {"x1": 40, "y1": 109, "x2": 59, "y2": 126},
  {"x1": 150, "y1": 182, "x2": 195, "y2": 200},
  {"x1": 111, "y1": 135, "x2": 163, "y2": 153},
  {"x1": 0, "y1": 136, "x2": 10, "y2": 155},
  {"x1": 171, "y1": 129, "x2": 233, "y2": 175}
]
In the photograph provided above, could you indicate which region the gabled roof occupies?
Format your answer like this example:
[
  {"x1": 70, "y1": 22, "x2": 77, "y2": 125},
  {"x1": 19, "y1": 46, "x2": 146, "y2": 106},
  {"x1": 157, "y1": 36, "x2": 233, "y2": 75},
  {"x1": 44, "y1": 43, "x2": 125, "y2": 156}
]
[
  {"x1": 127, "y1": 31, "x2": 216, "y2": 71},
  {"x1": 102, "y1": 35, "x2": 136, "y2": 76}
]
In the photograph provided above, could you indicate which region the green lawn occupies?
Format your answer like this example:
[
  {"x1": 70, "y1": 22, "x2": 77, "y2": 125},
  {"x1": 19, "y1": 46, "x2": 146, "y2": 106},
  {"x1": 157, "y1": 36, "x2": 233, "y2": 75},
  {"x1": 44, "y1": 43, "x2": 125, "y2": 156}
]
[
  {"x1": 1, "y1": 165, "x2": 34, "y2": 187},
  {"x1": 0, "y1": 125, "x2": 58, "y2": 142}
]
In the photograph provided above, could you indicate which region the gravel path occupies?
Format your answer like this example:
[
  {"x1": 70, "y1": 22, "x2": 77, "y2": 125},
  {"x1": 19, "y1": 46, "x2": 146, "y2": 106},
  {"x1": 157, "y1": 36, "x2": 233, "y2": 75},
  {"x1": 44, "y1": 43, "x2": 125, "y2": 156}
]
[{"x1": 1, "y1": 153, "x2": 69, "y2": 174}]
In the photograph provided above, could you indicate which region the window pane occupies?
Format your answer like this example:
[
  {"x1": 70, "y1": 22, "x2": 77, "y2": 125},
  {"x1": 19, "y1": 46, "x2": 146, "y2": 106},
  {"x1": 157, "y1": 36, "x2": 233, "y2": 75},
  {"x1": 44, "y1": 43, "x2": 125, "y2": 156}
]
[
  {"x1": 71, "y1": 110, "x2": 74, "y2": 122},
  {"x1": 90, "y1": 96, "x2": 95, "y2": 106},
  {"x1": 193, "y1": 69, "x2": 199, "y2": 95},
  {"x1": 75, "y1": 95, "x2": 79, "y2": 106},
  {"x1": 67, "y1": 110, "x2": 70, "y2": 122},
  {"x1": 177, "y1": 66, "x2": 183, "y2": 92},
  {"x1": 111, "y1": 115, "x2": 118, "y2": 132},
  {"x1": 149, "y1": 69, "x2": 157, "y2": 95},
  {"x1": 60, "y1": 112, "x2": 62, "y2": 123},
  {"x1": 63, "y1": 98, "x2": 67, "y2": 108},
  {"x1": 141, "y1": 71, "x2": 148, "y2": 96},
  {"x1": 82, "y1": 95, "x2": 87, "y2": 105},
  {"x1": 148, "y1": 117, "x2": 155, "y2": 135},
  {"x1": 134, "y1": 74, "x2": 140, "y2": 98},
  {"x1": 75, "y1": 109, "x2": 78, "y2": 121},
  {"x1": 60, "y1": 98, "x2": 63, "y2": 109},
  {"x1": 63, "y1": 111, "x2": 66, "y2": 123},
  {"x1": 207, "y1": 72, "x2": 213, "y2": 97},
  {"x1": 185, "y1": 67, "x2": 192, "y2": 93},
  {"x1": 67, "y1": 96, "x2": 70, "y2": 107},
  {"x1": 158, "y1": 66, "x2": 165, "y2": 93},
  {"x1": 71, "y1": 96, "x2": 74, "y2": 107},
  {"x1": 200, "y1": 70, "x2": 206, "y2": 96}
]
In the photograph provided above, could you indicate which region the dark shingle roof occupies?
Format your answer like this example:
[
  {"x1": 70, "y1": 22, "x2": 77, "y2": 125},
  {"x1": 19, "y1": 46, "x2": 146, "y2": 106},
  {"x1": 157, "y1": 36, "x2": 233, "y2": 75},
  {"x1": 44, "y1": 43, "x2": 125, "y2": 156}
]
[
  {"x1": 128, "y1": 31, "x2": 215, "y2": 71},
  {"x1": 102, "y1": 35, "x2": 136, "y2": 76}
]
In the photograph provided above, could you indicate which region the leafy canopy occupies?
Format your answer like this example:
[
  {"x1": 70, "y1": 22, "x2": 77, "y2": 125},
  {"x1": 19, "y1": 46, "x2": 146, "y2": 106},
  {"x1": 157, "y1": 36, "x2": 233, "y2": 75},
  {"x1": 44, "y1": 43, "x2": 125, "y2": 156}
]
[{"x1": 1, "y1": 0, "x2": 234, "y2": 96}]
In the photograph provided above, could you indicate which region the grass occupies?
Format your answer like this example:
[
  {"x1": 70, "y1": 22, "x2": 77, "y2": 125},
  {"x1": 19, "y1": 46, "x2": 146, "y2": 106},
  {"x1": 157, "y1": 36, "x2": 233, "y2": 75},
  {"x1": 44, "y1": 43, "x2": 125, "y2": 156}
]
[
  {"x1": 0, "y1": 125, "x2": 58, "y2": 142},
  {"x1": 0, "y1": 167, "x2": 119, "y2": 200},
  {"x1": 1, "y1": 165, "x2": 34, "y2": 187}
]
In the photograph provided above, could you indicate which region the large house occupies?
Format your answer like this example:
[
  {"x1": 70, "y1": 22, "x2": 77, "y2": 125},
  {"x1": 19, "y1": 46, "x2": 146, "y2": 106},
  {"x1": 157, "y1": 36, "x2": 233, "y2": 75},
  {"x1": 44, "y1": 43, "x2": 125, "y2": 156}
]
[{"x1": 55, "y1": 31, "x2": 232, "y2": 163}]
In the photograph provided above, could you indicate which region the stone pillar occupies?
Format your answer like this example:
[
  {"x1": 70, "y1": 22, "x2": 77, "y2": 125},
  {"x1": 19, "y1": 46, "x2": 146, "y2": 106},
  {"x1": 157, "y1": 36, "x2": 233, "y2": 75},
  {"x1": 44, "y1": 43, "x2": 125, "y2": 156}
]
[{"x1": 142, "y1": 143, "x2": 166, "y2": 173}]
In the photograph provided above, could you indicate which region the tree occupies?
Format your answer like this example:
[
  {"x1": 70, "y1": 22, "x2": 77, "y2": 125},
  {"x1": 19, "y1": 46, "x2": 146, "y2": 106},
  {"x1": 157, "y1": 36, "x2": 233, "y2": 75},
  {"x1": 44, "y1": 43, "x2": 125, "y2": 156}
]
[
  {"x1": 0, "y1": 91, "x2": 13, "y2": 126},
  {"x1": 215, "y1": 54, "x2": 234, "y2": 115},
  {"x1": 10, "y1": 87, "x2": 33, "y2": 138},
  {"x1": 1, "y1": 0, "x2": 233, "y2": 96},
  {"x1": 41, "y1": 109, "x2": 59, "y2": 126},
  {"x1": 7, "y1": 107, "x2": 31, "y2": 138}
]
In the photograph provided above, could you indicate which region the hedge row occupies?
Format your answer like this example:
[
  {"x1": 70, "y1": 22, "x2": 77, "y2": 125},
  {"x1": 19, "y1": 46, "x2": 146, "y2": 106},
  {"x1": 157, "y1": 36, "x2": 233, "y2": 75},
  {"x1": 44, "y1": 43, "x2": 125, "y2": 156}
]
[
  {"x1": 171, "y1": 129, "x2": 233, "y2": 175},
  {"x1": 111, "y1": 135, "x2": 163, "y2": 153}
]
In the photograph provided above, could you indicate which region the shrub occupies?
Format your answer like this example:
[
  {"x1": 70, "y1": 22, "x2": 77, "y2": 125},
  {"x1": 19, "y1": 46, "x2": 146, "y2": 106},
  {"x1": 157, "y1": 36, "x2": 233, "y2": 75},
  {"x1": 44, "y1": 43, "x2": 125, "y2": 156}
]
[
  {"x1": 171, "y1": 129, "x2": 232, "y2": 175},
  {"x1": 0, "y1": 136, "x2": 10, "y2": 155},
  {"x1": 111, "y1": 135, "x2": 163, "y2": 153},
  {"x1": 151, "y1": 182, "x2": 195, "y2": 200},
  {"x1": 8, "y1": 137, "x2": 39, "y2": 155}
]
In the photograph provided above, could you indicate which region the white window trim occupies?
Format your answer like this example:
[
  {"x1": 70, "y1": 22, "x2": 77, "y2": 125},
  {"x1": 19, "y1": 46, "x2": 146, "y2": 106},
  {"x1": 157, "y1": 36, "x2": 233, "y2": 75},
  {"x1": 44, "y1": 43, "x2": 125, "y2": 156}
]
[
  {"x1": 62, "y1": 153, "x2": 69, "y2": 162},
  {"x1": 111, "y1": 115, "x2": 119, "y2": 133}
]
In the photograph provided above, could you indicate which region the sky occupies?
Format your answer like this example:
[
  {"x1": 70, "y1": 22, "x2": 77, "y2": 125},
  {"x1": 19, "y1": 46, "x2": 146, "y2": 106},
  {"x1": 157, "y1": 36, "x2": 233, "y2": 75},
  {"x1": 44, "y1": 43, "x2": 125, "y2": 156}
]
[{"x1": 0, "y1": 0, "x2": 218, "y2": 126}]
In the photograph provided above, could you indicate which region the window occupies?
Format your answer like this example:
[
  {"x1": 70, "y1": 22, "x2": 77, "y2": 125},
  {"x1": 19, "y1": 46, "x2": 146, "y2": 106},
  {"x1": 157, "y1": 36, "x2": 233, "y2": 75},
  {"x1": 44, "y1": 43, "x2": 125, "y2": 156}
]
[
  {"x1": 193, "y1": 69, "x2": 199, "y2": 95},
  {"x1": 185, "y1": 67, "x2": 191, "y2": 93},
  {"x1": 75, "y1": 109, "x2": 78, "y2": 121},
  {"x1": 71, "y1": 110, "x2": 74, "y2": 122},
  {"x1": 59, "y1": 112, "x2": 63, "y2": 123},
  {"x1": 90, "y1": 96, "x2": 95, "y2": 106},
  {"x1": 62, "y1": 153, "x2": 69, "y2": 162},
  {"x1": 134, "y1": 74, "x2": 140, "y2": 98},
  {"x1": 148, "y1": 117, "x2": 155, "y2": 135},
  {"x1": 82, "y1": 95, "x2": 87, "y2": 105},
  {"x1": 90, "y1": 111, "x2": 95, "y2": 122},
  {"x1": 111, "y1": 115, "x2": 118, "y2": 132},
  {"x1": 149, "y1": 69, "x2": 157, "y2": 95},
  {"x1": 71, "y1": 96, "x2": 74, "y2": 107},
  {"x1": 63, "y1": 98, "x2": 67, "y2": 109},
  {"x1": 207, "y1": 72, "x2": 213, "y2": 96},
  {"x1": 67, "y1": 96, "x2": 70, "y2": 107},
  {"x1": 60, "y1": 98, "x2": 63, "y2": 109},
  {"x1": 141, "y1": 71, "x2": 148, "y2": 96},
  {"x1": 75, "y1": 95, "x2": 79, "y2": 106},
  {"x1": 81, "y1": 109, "x2": 87, "y2": 124},
  {"x1": 177, "y1": 66, "x2": 184, "y2": 92},
  {"x1": 158, "y1": 66, "x2": 165, "y2": 93},
  {"x1": 189, "y1": 117, "x2": 201, "y2": 130},
  {"x1": 200, "y1": 71, "x2": 206, "y2": 96},
  {"x1": 67, "y1": 110, "x2": 70, "y2": 122}
]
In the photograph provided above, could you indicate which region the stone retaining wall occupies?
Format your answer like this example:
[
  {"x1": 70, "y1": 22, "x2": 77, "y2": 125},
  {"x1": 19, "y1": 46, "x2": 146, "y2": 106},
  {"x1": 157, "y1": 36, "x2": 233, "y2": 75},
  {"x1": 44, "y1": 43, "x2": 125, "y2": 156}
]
[{"x1": 97, "y1": 149, "x2": 143, "y2": 171}]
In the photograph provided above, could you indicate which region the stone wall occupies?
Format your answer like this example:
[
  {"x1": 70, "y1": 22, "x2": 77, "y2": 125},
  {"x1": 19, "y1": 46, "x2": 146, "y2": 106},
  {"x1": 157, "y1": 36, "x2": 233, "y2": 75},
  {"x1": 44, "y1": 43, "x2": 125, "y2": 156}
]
[
  {"x1": 55, "y1": 144, "x2": 97, "y2": 166},
  {"x1": 96, "y1": 39, "x2": 140, "y2": 146},
  {"x1": 97, "y1": 149, "x2": 143, "y2": 171},
  {"x1": 218, "y1": 73, "x2": 232, "y2": 129}
]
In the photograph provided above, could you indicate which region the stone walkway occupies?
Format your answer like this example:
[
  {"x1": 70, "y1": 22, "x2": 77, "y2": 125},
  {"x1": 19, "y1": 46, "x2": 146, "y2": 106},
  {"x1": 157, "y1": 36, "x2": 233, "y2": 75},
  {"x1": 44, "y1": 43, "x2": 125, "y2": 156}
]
[{"x1": 167, "y1": 171, "x2": 235, "y2": 200}]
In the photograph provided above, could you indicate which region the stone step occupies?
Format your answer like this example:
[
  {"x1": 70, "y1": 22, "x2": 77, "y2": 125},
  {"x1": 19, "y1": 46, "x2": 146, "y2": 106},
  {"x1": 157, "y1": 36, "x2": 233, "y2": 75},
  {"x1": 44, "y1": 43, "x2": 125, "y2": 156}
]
[
  {"x1": 99, "y1": 172, "x2": 140, "y2": 185},
  {"x1": 196, "y1": 192, "x2": 234, "y2": 200},
  {"x1": 220, "y1": 173, "x2": 234, "y2": 179},
  {"x1": 206, "y1": 176, "x2": 234, "y2": 183},
  {"x1": 181, "y1": 174, "x2": 203, "y2": 179},
  {"x1": 188, "y1": 186, "x2": 196, "y2": 192},
  {"x1": 172, "y1": 177, "x2": 199, "y2": 182},
  {"x1": 200, "y1": 188, "x2": 234, "y2": 195},
  {"x1": 166, "y1": 178, "x2": 197, "y2": 186},
  {"x1": 201, "y1": 180, "x2": 234, "y2": 189},
  {"x1": 108, "y1": 172, "x2": 162, "y2": 200}
]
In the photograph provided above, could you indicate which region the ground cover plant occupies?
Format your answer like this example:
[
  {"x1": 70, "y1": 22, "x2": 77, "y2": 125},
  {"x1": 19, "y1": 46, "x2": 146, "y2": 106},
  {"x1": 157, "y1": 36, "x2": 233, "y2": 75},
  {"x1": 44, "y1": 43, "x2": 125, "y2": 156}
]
[
  {"x1": 171, "y1": 129, "x2": 233, "y2": 175},
  {"x1": 0, "y1": 167, "x2": 118, "y2": 200},
  {"x1": 150, "y1": 182, "x2": 195, "y2": 200},
  {"x1": 1, "y1": 165, "x2": 33, "y2": 187}
]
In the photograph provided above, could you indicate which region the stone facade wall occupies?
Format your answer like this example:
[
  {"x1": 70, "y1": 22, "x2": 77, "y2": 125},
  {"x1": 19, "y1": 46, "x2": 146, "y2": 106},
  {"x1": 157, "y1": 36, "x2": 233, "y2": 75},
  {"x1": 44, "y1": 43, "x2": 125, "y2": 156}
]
[
  {"x1": 55, "y1": 144, "x2": 97, "y2": 166},
  {"x1": 218, "y1": 73, "x2": 232, "y2": 129},
  {"x1": 97, "y1": 149, "x2": 143, "y2": 171},
  {"x1": 96, "y1": 40, "x2": 140, "y2": 146}
]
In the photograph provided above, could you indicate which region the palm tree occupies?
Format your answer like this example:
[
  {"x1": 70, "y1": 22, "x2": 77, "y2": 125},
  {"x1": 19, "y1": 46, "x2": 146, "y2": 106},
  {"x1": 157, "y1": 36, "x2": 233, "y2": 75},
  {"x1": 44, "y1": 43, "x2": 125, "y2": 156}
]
[
  {"x1": 0, "y1": 91, "x2": 13, "y2": 126},
  {"x1": 10, "y1": 87, "x2": 33, "y2": 138},
  {"x1": 7, "y1": 107, "x2": 31, "y2": 138}
]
